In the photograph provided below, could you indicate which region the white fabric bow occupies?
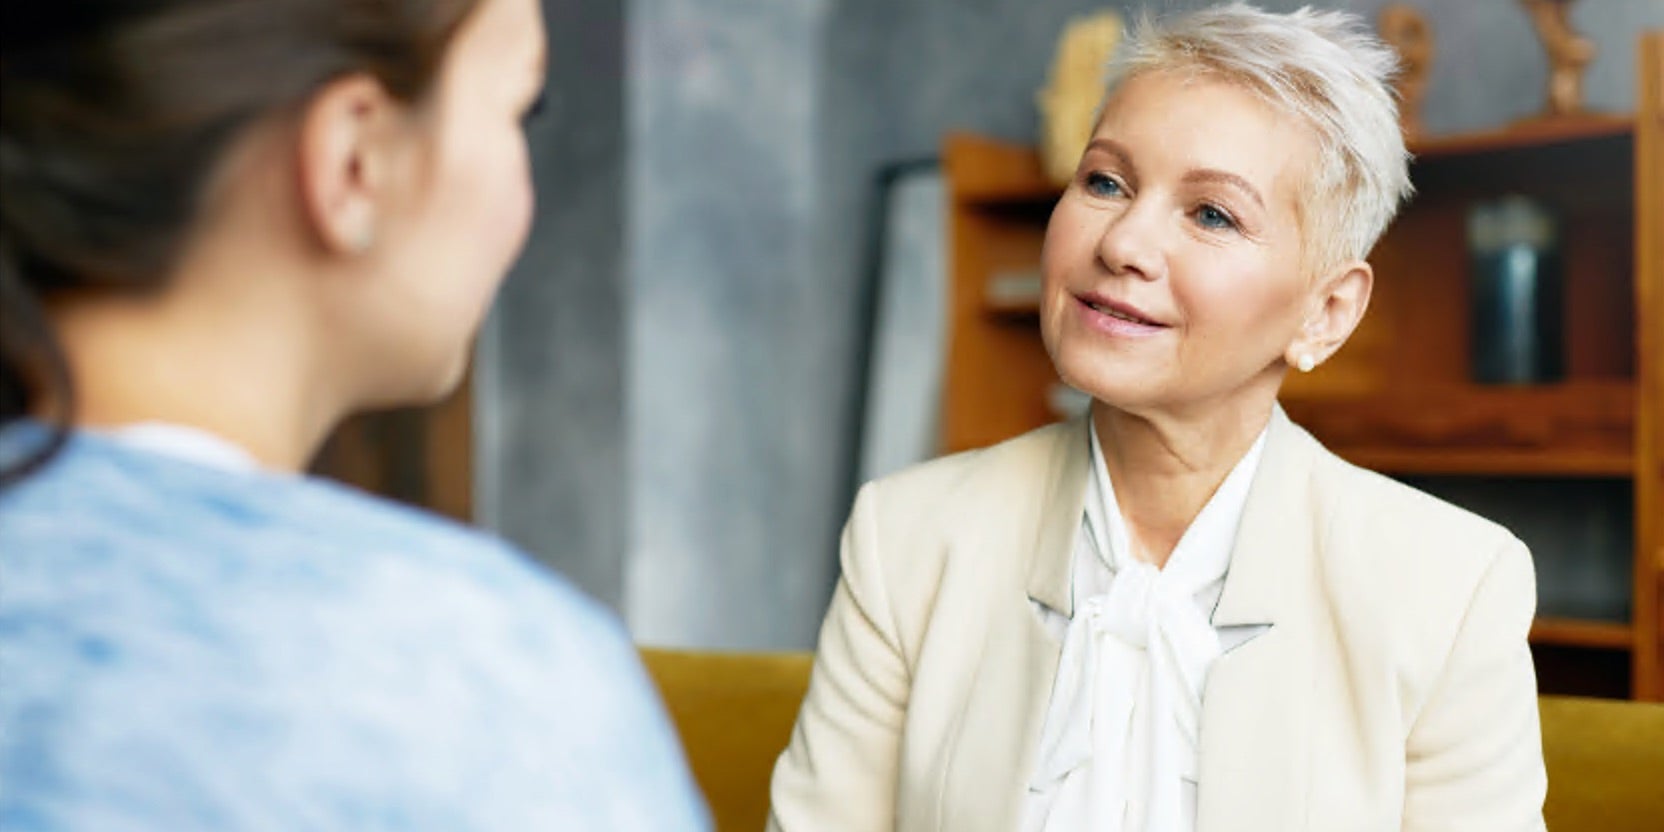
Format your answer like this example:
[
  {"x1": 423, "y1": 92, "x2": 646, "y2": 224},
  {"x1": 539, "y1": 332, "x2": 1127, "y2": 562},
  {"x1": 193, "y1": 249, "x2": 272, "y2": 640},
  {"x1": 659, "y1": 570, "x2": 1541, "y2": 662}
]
[
  {"x1": 1026, "y1": 424, "x2": 1263, "y2": 832},
  {"x1": 1029, "y1": 562, "x2": 1222, "y2": 831}
]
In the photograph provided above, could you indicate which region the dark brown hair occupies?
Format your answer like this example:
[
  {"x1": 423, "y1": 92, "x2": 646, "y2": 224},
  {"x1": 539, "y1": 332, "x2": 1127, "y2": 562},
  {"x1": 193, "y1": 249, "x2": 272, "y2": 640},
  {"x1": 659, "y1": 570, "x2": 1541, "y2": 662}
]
[{"x1": 0, "y1": 0, "x2": 482, "y2": 486}]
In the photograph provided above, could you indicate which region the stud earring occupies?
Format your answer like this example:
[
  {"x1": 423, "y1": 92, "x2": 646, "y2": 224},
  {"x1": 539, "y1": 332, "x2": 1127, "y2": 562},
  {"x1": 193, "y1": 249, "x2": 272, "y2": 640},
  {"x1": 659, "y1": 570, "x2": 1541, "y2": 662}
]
[
  {"x1": 350, "y1": 224, "x2": 376, "y2": 254},
  {"x1": 1296, "y1": 354, "x2": 1317, "y2": 373}
]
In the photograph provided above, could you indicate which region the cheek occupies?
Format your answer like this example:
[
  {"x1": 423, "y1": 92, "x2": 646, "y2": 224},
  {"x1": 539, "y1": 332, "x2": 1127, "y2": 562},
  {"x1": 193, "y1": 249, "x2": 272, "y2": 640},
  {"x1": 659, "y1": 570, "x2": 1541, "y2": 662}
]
[
  {"x1": 1174, "y1": 255, "x2": 1304, "y2": 355},
  {"x1": 494, "y1": 141, "x2": 536, "y2": 248},
  {"x1": 1041, "y1": 199, "x2": 1094, "y2": 279},
  {"x1": 373, "y1": 122, "x2": 533, "y2": 376},
  {"x1": 1040, "y1": 202, "x2": 1092, "y2": 334},
  {"x1": 419, "y1": 126, "x2": 534, "y2": 310},
  {"x1": 461, "y1": 134, "x2": 535, "y2": 267}
]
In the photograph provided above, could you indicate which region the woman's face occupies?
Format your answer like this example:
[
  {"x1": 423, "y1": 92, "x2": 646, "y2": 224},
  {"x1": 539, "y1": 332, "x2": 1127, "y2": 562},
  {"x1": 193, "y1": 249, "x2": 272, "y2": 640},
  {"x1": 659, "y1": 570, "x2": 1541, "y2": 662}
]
[
  {"x1": 350, "y1": 0, "x2": 546, "y2": 406},
  {"x1": 1040, "y1": 70, "x2": 1320, "y2": 418}
]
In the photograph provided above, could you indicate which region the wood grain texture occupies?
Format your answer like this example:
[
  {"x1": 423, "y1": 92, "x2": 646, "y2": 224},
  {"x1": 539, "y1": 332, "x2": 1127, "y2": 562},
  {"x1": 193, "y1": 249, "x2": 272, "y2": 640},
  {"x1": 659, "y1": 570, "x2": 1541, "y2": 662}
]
[
  {"x1": 1408, "y1": 113, "x2": 1630, "y2": 157},
  {"x1": 1531, "y1": 617, "x2": 1636, "y2": 649},
  {"x1": 310, "y1": 371, "x2": 474, "y2": 524},
  {"x1": 1631, "y1": 32, "x2": 1664, "y2": 700}
]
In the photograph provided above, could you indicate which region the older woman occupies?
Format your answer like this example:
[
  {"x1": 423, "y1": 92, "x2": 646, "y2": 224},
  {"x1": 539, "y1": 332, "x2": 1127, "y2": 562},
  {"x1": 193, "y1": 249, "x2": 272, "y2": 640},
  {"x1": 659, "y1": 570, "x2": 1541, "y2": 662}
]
[{"x1": 769, "y1": 4, "x2": 1546, "y2": 831}]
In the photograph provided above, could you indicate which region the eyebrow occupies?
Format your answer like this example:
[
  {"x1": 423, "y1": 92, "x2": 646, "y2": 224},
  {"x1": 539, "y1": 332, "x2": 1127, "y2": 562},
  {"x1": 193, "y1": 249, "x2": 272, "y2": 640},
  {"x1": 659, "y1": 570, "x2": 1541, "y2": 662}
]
[
  {"x1": 1085, "y1": 137, "x2": 1266, "y2": 211},
  {"x1": 1084, "y1": 138, "x2": 1136, "y2": 173},
  {"x1": 1183, "y1": 169, "x2": 1266, "y2": 210}
]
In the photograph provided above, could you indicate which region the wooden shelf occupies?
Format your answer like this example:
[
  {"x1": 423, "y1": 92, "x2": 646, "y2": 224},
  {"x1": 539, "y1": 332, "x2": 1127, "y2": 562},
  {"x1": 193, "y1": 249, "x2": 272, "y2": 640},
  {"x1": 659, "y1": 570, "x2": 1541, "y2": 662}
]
[
  {"x1": 945, "y1": 132, "x2": 1060, "y2": 204},
  {"x1": 1336, "y1": 447, "x2": 1632, "y2": 477},
  {"x1": 983, "y1": 269, "x2": 1044, "y2": 315},
  {"x1": 1408, "y1": 114, "x2": 1633, "y2": 159},
  {"x1": 1281, "y1": 382, "x2": 1636, "y2": 477},
  {"x1": 1531, "y1": 617, "x2": 1635, "y2": 649}
]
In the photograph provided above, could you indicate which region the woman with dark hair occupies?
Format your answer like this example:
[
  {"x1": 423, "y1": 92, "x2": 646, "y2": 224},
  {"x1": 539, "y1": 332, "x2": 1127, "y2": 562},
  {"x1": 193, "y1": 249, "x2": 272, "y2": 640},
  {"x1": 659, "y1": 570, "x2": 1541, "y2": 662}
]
[{"x1": 0, "y1": 1, "x2": 707, "y2": 828}]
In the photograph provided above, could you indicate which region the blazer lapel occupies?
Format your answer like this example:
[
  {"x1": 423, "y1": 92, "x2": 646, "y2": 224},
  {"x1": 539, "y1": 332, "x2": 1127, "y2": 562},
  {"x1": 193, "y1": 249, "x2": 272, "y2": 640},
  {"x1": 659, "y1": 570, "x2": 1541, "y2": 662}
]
[
  {"x1": 940, "y1": 412, "x2": 1325, "y2": 831},
  {"x1": 938, "y1": 417, "x2": 1090, "y2": 832},
  {"x1": 1027, "y1": 416, "x2": 1090, "y2": 617},
  {"x1": 1196, "y1": 407, "x2": 1320, "y2": 831}
]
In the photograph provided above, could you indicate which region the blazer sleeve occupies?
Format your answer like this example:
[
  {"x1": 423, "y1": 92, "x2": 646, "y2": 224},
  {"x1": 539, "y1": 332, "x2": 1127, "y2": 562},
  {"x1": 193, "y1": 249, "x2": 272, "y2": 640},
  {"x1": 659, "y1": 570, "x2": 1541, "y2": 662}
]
[
  {"x1": 1401, "y1": 538, "x2": 1548, "y2": 831},
  {"x1": 768, "y1": 482, "x2": 910, "y2": 832}
]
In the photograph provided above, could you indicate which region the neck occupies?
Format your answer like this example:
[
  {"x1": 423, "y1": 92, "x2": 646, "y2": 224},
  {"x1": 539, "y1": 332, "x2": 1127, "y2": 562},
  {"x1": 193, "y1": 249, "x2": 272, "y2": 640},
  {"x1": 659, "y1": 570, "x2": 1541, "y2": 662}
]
[
  {"x1": 1091, "y1": 394, "x2": 1274, "y2": 568},
  {"x1": 48, "y1": 280, "x2": 341, "y2": 473}
]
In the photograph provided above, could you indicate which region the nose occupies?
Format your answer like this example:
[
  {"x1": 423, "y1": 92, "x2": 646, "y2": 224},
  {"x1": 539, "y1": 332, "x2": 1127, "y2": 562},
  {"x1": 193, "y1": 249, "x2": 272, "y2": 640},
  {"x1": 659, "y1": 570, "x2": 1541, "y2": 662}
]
[{"x1": 1095, "y1": 199, "x2": 1164, "y2": 283}]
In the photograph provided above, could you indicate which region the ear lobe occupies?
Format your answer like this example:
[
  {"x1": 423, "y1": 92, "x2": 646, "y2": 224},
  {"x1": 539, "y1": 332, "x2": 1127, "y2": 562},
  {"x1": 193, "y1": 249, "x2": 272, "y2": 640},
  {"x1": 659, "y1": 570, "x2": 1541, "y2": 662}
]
[{"x1": 296, "y1": 74, "x2": 395, "y2": 257}]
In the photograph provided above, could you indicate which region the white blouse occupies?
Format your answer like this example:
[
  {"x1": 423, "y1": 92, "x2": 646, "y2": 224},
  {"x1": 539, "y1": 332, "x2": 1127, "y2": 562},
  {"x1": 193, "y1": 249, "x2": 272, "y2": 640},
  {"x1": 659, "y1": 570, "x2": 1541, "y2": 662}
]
[
  {"x1": 105, "y1": 422, "x2": 260, "y2": 472},
  {"x1": 1024, "y1": 422, "x2": 1269, "y2": 832}
]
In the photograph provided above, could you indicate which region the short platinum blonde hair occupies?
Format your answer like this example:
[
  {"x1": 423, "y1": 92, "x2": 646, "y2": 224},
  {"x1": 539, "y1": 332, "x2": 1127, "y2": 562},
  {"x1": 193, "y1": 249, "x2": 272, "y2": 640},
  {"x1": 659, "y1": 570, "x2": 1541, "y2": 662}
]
[{"x1": 1108, "y1": 3, "x2": 1413, "y2": 271}]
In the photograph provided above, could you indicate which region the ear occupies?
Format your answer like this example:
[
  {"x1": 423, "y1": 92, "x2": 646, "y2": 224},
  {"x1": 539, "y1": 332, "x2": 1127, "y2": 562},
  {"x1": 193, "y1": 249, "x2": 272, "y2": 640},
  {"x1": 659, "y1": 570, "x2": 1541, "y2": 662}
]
[
  {"x1": 1285, "y1": 260, "x2": 1373, "y2": 371},
  {"x1": 295, "y1": 74, "x2": 398, "y2": 257}
]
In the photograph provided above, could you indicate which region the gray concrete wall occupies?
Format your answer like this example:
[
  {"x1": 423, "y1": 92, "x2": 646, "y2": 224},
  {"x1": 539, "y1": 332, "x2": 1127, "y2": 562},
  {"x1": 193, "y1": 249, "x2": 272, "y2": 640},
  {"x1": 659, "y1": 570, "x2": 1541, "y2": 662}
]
[
  {"x1": 625, "y1": 0, "x2": 855, "y2": 649},
  {"x1": 475, "y1": 0, "x2": 629, "y2": 608},
  {"x1": 849, "y1": 0, "x2": 1663, "y2": 160}
]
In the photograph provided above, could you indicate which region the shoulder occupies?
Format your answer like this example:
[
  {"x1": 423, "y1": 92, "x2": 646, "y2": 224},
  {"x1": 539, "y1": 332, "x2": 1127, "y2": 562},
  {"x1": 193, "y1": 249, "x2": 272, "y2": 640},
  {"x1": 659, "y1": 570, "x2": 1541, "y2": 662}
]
[
  {"x1": 0, "y1": 437, "x2": 704, "y2": 829},
  {"x1": 0, "y1": 428, "x2": 633, "y2": 695},
  {"x1": 1, "y1": 429, "x2": 550, "y2": 593},
  {"x1": 859, "y1": 419, "x2": 1077, "y2": 533},
  {"x1": 1297, "y1": 433, "x2": 1534, "y2": 690},
  {"x1": 0, "y1": 427, "x2": 625, "y2": 667},
  {"x1": 845, "y1": 420, "x2": 1075, "y2": 586},
  {"x1": 1310, "y1": 444, "x2": 1523, "y2": 579},
  {"x1": 835, "y1": 422, "x2": 1076, "y2": 629}
]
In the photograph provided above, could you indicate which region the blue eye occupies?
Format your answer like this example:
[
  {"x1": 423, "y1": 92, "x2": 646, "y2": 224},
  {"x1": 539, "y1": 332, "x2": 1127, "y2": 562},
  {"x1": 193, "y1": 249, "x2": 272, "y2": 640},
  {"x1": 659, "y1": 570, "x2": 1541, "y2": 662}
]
[
  {"x1": 1195, "y1": 204, "x2": 1237, "y2": 231},
  {"x1": 1084, "y1": 172, "x2": 1125, "y2": 199}
]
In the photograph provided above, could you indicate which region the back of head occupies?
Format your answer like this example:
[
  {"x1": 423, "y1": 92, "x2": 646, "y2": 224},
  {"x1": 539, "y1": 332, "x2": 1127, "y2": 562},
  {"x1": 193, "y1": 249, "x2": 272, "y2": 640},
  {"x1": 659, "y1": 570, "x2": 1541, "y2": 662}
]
[
  {"x1": 0, "y1": 0, "x2": 480, "y2": 483},
  {"x1": 1109, "y1": 2, "x2": 1414, "y2": 273}
]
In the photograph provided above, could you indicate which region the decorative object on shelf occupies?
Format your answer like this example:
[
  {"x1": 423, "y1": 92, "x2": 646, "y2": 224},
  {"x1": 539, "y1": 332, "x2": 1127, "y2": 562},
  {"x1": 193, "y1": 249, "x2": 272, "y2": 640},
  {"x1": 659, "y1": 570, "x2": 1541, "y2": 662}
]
[
  {"x1": 1377, "y1": 4, "x2": 1433, "y2": 139},
  {"x1": 1037, "y1": 10, "x2": 1123, "y2": 187},
  {"x1": 985, "y1": 269, "x2": 1043, "y2": 309},
  {"x1": 1467, "y1": 195, "x2": 1564, "y2": 384},
  {"x1": 1519, "y1": 0, "x2": 1596, "y2": 118}
]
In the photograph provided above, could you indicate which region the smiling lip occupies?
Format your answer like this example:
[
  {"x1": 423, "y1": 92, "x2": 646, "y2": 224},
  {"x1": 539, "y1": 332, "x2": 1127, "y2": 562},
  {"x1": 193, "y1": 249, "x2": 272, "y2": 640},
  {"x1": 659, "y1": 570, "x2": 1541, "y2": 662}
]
[{"x1": 1073, "y1": 292, "x2": 1169, "y2": 336}]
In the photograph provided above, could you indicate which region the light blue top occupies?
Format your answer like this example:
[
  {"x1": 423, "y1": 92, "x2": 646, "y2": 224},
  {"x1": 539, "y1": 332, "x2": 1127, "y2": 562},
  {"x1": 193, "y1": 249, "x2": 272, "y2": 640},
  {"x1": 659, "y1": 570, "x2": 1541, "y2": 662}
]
[{"x1": 0, "y1": 425, "x2": 710, "y2": 831}]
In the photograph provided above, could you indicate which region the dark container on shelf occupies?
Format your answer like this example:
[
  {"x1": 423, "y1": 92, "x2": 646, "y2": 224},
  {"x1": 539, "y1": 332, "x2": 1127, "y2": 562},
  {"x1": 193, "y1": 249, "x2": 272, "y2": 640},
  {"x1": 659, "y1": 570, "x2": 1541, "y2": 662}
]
[{"x1": 1467, "y1": 196, "x2": 1564, "y2": 384}]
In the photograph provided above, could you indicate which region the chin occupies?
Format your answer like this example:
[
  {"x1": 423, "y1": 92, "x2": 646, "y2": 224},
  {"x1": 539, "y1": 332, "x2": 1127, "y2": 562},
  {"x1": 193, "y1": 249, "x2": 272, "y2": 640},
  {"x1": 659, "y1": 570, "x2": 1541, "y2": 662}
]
[
  {"x1": 413, "y1": 352, "x2": 471, "y2": 405},
  {"x1": 361, "y1": 345, "x2": 470, "y2": 411},
  {"x1": 1050, "y1": 342, "x2": 1166, "y2": 413}
]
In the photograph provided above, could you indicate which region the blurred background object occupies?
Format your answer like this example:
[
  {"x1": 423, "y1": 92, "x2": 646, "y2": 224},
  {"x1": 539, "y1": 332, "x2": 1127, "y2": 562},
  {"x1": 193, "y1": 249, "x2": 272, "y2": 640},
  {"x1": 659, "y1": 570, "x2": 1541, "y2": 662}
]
[
  {"x1": 1468, "y1": 196, "x2": 1565, "y2": 385},
  {"x1": 1521, "y1": 0, "x2": 1598, "y2": 118},
  {"x1": 1378, "y1": 3, "x2": 1433, "y2": 139},
  {"x1": 1037, "y1": 10, "x2": 1124, "y2": 186}
]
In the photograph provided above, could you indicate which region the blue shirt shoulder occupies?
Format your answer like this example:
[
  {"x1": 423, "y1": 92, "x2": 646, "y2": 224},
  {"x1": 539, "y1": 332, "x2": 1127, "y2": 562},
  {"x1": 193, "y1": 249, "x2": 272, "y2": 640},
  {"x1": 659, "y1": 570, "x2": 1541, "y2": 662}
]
[{"x1": 0, "y1": 430, "x2": 709, "y2": 832}]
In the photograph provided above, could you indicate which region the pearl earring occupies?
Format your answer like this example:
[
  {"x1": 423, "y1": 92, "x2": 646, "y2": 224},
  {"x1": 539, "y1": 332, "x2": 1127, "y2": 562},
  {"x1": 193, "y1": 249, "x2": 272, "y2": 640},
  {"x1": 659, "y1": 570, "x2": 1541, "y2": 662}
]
[
  {"x1": 1296, "y1": 354, "x2": 1317, "y2": 373},
  {"x1": 350, "y1": 224, "x2": 376, "y2": 254}
]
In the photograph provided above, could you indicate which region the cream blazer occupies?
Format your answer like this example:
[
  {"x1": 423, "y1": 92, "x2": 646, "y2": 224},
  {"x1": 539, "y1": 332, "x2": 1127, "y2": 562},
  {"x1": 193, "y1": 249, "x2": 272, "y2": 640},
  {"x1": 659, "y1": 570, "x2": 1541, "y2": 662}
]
[{"x1": 769, "y1": 410, "x2": 1547, "y2": 831}]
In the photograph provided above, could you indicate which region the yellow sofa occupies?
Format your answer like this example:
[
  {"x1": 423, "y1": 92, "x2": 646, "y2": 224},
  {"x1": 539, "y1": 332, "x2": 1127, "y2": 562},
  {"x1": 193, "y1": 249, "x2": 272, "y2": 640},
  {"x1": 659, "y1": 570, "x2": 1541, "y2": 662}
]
[
  {"x1": 641, "y1": 649, "x2": 1664, "y2": 832},
  {"x1": 642, "y1": 649, "x2": 815, "y2": 831}
]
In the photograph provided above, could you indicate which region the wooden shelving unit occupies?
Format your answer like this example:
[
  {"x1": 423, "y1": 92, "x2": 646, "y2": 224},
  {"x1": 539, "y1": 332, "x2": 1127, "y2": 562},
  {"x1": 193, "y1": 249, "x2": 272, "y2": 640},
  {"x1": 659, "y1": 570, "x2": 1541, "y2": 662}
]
[
  {"x1": 1532, "y1": 617, "x2": 1636, "y2": 650},
  {"x1": 1408, "y1": 112, "x2": 1634, "y2": 158},
  {"x1": 312, "y1": 374, "x2": 474, "y2": 524},
  {"x1": 941, "y1": 33, "x2": 1664, "y2": 700}
]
